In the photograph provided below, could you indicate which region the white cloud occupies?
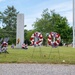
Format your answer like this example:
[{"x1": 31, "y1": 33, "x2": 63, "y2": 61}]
[
  {"x1": 62, "y1": 11, "x2": 72, "y2": 22},
  {"x1": 25, "y1": 1, "x2": 73, "y2": 30},
  {"x1": 0, "y1": 0, "x2": 3, "y2": 2},
  {"x1": 49, "y1": 1, "x2": 72, "y2": 26},
  {"x1": 55, "y1": 1, "x2": 73, "y2": 26},
  {"x1": 51, "y1": 1, "x2": 72, "y2": 11},
  {"x1": 0, "y1": 0, "x2": 72, "y2": 30},
  {"x1": 25, "y1": 13, "x2": 42, "y2": 30},
  {"x1": 0, "y1": 0, "x2": 5, "y2": 2}
]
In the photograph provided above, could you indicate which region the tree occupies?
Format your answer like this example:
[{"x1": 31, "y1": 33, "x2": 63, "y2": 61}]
[
  {"x1": 32, "y1": 9, "x2": 73, "y2": 44},
  {"x1": 2, "y1": 6, "x2": 19, "y2": 31},
  {"x1": 0, "y1": 6, "x2": 19, "y2": 44},
  {"x1": 24, "y1": 29, "x2": 35, "y2": 45},
  {"x1": 0, "y1": 12, "x2": 2, "y2": 23},
  {"x1": 0, "y1": 12, "x2": 3, "y2": 26},
  {"x1": 33, "y1": 9, "x2": 51, "y2": 33}
]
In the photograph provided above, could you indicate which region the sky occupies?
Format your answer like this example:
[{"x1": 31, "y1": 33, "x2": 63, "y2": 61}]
[{"x1": 0, "y1": 0, "x2": 73, "y2": 30}]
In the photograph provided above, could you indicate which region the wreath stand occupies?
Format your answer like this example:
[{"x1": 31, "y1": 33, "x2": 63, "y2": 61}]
[
  {"x1": 48, "y1": 32, "x2": 61, "y2": 60},
  {"x1": 49, "y1": 46, "x2": 60, "y2": 60},
  {"x1": 30, "y1": 32, "x2": 43, "y2": 58},
  {"x1": 32, "y1": 45, "x2": 42, "y2": 57}
]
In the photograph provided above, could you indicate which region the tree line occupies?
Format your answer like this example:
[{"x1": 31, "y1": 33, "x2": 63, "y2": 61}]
[{"x1": 0, "y1": 6, "x2": 73, "y2": 45}]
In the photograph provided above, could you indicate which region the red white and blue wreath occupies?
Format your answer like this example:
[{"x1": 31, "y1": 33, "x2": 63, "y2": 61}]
[
  {"x1": 48, "y1": 32, "x2": 61, "y2": 47},
  {"x1": 30, "y1": 32, "x2": 43, "y2": 46}
]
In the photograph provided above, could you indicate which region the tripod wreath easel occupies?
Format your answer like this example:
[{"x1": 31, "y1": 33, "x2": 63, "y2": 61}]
[
  {"x1": 48, "y1": 32, "x2": 61, "y2": 59},
  {"x1": 30, "y1": 32, "x2": 43, "y2": 57}
]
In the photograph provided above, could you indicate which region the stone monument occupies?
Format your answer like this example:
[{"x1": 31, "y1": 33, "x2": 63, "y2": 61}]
[{"x1": 16, "y1": 14, "x2": 24, "y2": 48}]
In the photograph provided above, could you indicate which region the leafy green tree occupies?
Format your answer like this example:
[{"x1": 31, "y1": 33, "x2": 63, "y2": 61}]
[
  {"x1": 2, "y1": 6, "x2": 19, "y2": 31},
  {"x1": 32, "y1": 9, "x2": 73, "y2": 44},
  {"x1": 24, "y1": 29, "x2": 35, "y2": 45},
  {"x1": 0, "y1": 6, "x2": 19, "y2": 44},
  {"x1": 33, "y1": 9, "x2": 51, "y2": 34},
  {"x1": 0, "y1": 12, "x2": 3, "y2": 26},
  {"x1": 0, "y1": 12, "x2": 2, "y2": 23}
]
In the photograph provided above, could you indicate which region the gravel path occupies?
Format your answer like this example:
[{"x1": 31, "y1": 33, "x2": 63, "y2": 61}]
[{"x1": 0, "y1": 64, "x2": 75, "y2": 75}]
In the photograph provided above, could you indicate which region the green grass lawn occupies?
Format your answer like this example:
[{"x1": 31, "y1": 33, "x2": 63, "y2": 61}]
[{"x1": 0, "y1": 46, "x2": 75, "y2": 64}]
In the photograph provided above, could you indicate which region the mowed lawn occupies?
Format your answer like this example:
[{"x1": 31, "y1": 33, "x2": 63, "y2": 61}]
[{"x1": 0, "y1": 46, "x2": 75, "y2": 64}]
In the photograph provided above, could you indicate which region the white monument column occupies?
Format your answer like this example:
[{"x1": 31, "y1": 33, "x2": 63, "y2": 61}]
[
  {"x1": 73, "y1": 0, "x2": 75, "y2": 48},
  {"x1": 16, "y1": 14, "x2": 24, "y2": 48}
]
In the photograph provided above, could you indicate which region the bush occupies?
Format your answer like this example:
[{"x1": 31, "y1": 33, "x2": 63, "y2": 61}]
[{"x1": 59, "y1": 42, "x2": 63, "y2": 46}]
